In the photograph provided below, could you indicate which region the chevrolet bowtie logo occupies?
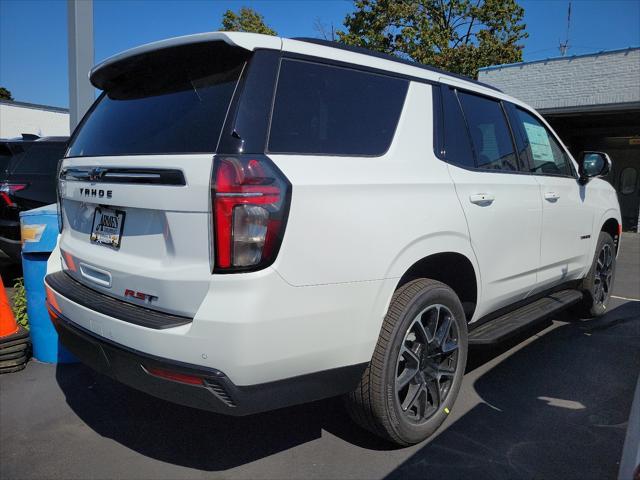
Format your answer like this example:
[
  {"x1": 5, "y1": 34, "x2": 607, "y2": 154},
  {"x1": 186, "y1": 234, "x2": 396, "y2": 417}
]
[{"x1": 88, "y1": 167, "x2": 107, "y2": 182}]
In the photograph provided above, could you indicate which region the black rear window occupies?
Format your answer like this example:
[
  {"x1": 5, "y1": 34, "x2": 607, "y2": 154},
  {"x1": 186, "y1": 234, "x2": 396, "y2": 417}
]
[
  {"x1": 268, "y1": 59, "x2": 408, "y2": 156},
  {"x1": 0, "y1": 143, "x2": 29, "y2": 177},
  {"x1": 68, "y1": 43, "x2": 248, "y2": 157},
  {"x1": 12, "y1": 143, "x2": 67, "y2": 174},
  {"x1": 0, "y1": 145, "x2": 12, "y2": 175}
]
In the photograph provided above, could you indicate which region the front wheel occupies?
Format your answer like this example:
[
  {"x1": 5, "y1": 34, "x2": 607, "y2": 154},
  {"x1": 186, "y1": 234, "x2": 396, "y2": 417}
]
[
  {"x1": 345, "y1": 279, "x2": 468, "y2": 446},
  {"x1": 573, "y1": 231, "x2": 616, "y2": 318}
]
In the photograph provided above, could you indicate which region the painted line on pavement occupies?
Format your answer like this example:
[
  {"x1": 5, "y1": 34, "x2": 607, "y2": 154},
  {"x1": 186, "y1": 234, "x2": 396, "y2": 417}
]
[{"x1": 611, "y1": 295, "x2": 640, "y2": 302}]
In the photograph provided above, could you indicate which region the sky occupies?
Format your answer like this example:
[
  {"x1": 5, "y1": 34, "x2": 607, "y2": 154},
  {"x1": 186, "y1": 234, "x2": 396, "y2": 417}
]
[{"x1": 1, "y1": 0, "x2": 639, "y2": 108}]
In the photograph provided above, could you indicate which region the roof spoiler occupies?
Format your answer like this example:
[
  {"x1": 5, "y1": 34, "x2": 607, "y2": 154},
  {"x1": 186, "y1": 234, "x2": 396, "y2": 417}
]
[{"x1": 90, "y1": 32, "x2": 282, "y2": 90}]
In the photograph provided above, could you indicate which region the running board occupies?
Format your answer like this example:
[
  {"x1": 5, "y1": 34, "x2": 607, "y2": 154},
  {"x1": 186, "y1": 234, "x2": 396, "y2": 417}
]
[{"x1": 468, "y1": 289, "x2": 584, "y2": 345}]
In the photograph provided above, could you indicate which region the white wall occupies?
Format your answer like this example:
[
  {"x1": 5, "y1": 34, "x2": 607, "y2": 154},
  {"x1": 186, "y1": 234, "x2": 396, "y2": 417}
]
[
  {"x1": 478, "y1": 48, "x2": 640, "y2": 111},
  {"x1": 0, "y1": 102, "x2": 70, "y2": 138}
]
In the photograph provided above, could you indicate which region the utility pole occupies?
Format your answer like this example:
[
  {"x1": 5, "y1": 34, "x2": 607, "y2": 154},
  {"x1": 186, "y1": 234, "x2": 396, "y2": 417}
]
[
  {"x1": 67, "y1": 0, "x2": 94, "y2": 132},
  {"x1": 559, "y1": 1, "x2": 572, "y2": 56}
]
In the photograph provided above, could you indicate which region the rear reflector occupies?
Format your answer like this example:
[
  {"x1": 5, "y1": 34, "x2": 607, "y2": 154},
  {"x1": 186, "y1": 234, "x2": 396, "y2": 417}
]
[
  {"x1": 45, "y1": 285, "x2": 62, "y2": 314},
  {"x1": 145, "y1": 366, "x2": 204, "y2": 386},
  {"x1": 60, "y1": 249, "x2": 77, "y2": 272},
  {"x1": 46, "y1": 304, "x2": 60, "y2": 322}
]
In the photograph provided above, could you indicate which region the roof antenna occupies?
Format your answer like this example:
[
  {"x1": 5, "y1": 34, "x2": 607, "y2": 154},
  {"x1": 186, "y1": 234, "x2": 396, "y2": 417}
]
[{"x1": 559, "y1": 0, "x2": 572, "y2": 56}]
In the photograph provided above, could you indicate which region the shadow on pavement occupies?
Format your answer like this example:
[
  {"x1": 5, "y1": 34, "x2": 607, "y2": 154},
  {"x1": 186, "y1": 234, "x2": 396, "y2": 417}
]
[
  {"x1": 54, "y1": 301, "x2": 639, "y2": 474},
  {"x1": 386, "y1": 300, "x2": 640, "y2": 479},
  {"x1": 54, "y1": 363, "x2": 390, "y2": 472}
]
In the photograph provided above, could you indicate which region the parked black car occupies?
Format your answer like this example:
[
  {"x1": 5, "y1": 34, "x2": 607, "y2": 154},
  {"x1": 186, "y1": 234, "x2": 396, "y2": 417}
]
[{"x1": 0, "y1": 135, "x2": 68, "y2": 261}]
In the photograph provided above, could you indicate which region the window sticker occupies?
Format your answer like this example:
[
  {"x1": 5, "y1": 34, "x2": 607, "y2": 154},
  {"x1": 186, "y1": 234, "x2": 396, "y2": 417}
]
[
  {"x1": 523, "y1": 121, "x2": 554, "y2": 164},
  {"x1": 478, "y1": 124, "x2": 499, "y2": 159}
]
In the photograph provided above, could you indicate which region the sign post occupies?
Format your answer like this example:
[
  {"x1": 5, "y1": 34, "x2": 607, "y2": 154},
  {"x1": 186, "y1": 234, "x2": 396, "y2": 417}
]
[{"x1": 67, "y1": 0, "x2": 94, "y2": 132}]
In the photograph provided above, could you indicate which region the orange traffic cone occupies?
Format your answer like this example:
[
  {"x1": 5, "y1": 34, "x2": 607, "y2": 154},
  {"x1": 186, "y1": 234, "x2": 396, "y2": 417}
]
[
  {"x1": 0, "y1": 277, "x2": 19, "y2": 337},
  {"x1": 0, "y1": 277, "x2": 30, "y2": 374}
]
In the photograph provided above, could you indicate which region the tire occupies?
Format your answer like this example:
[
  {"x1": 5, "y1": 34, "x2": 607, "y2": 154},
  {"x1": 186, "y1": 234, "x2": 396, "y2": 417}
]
[
  {"x1": 0, "y1": 342, "x2": 28, "y2": 355},
  {"x1": 345, "y1": 278, "x2": 468, "y2": 446},
  {"x1": 0, "y1": 355, "x2": 27, "y2": 368},
  {"x1": 0, "y1": 363, "x2": 26, "y2": 374},
  {"x1": 0, "y1": 350, "x2": 27, "y2": 361},
  {"x1": 573, "y1": 231, "x2": 616, "y2": 318}
]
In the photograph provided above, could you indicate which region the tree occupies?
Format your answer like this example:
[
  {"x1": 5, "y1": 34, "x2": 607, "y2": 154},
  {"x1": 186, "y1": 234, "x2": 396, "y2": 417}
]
[
  {"x1": 314, "y1": 17, "x2": 337, "y2": 41},
  {"x1": 0, "y1": 87, "x2": 13, "y2": 101},
  {"x1": 338, "y1": 0, "x2": 528, "y2": 78},
  {"x1": 221, "y1": 6, "x2": 277, "y2": 35}
]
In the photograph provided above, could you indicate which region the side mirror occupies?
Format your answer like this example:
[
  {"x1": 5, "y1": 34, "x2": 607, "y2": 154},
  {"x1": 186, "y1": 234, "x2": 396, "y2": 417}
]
[{"x1": 578, "y1": 151, "x2": 611, "y2": 184}]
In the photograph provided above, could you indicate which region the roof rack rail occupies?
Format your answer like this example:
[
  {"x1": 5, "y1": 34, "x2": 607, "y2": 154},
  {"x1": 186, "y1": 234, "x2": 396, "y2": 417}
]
[{"x1": 291, "y1": 37, "x2": 502, "y2": 93}]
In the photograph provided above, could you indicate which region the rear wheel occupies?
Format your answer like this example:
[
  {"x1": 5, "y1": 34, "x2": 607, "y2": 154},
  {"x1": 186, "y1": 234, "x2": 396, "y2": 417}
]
[
  {"x1": 573, "y1": 232, "x2": 616, "y2": 318},
  {"x1": 345, "y1": 279, "x2": 468, "y2": 446}
]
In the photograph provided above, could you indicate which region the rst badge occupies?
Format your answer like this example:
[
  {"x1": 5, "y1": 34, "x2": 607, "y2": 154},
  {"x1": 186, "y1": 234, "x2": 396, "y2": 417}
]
[{"x1": 124, "y1": 289, "x2": 158, "y2": 304}]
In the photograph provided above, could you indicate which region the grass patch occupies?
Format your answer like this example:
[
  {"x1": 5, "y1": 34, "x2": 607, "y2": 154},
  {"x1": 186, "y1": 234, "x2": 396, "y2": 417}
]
[{"x1": 12, "y1": 278, "x2": 29, "y2": 330}]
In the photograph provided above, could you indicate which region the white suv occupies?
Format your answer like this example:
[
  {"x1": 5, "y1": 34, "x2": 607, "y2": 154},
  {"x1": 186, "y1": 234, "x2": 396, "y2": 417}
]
[{"x1": 45, "y1": 32, "x2": 622, "y2": 446}]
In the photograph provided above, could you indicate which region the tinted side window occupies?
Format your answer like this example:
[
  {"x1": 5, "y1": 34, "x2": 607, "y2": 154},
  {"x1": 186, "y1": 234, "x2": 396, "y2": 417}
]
[
  {"x1": 458, "y1": 92, "x2": 518, "y2": 171},
  {"x1": 503, "y1": 102, "x2": 532, "y2": 172},
  {"x1": 515, "y1": 108, "x2": 571, "y2": 176},
  {"x1": 268, "y1": 59, "x2": 408, "y2": 156},
  {"x1": 439, "y1": 87, "x2": 474, "y2": 168},
  {"x1": 620, "y1": 167, "x2": 638, "y2": 195},
  {"x1": 13, "y1": 143, "x2": 67, "y2": 174}
]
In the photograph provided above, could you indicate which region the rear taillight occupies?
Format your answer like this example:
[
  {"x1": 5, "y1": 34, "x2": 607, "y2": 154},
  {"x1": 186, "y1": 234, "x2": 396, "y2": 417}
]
[
  {"x1": 0, "y1": 182, "x2": 27, "y2": 207},
  {"x1": 56, "y1": 159, "x2": 64, "y2": 233},
  {"x1": 57, "y1": 177, "x2": 65, "y2": 233},
  {"x1": 211, "y1": 155, "x2": 291, "y2": 271}
]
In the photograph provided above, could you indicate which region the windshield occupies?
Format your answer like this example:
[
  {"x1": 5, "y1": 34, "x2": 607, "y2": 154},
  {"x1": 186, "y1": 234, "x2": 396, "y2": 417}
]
[{"x1": 68, "y1": 43, "x2": 248, "y2": 157}]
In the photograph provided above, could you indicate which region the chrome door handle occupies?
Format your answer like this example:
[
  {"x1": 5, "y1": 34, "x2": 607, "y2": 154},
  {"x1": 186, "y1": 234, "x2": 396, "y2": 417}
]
[
  {"x1": 469, "y1": 193, "x2": 495, "y2": 205},
  {"x1": 544, "y1": 192, "x2": 560, "y2": 201}
]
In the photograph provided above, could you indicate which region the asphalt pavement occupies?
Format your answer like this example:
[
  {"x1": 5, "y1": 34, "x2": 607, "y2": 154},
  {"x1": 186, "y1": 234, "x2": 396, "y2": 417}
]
[{"x1": 1, "y1": 234, "x2": 639, "y2": 480}]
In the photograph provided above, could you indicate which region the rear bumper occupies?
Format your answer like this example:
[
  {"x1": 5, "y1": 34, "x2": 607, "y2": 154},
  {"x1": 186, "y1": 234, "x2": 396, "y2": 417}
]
[
  {"x1": 46, "y1": 298, "x2": 367, "y2": 416},
  {"x1": 44, "y1": 267, "x2": 387, "y2": 387}
]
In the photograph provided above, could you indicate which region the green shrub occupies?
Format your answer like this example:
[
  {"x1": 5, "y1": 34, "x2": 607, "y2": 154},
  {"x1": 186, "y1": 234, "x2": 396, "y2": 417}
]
[{"x1": 12, "y1": 278, "x2": 28, "y2": 330}]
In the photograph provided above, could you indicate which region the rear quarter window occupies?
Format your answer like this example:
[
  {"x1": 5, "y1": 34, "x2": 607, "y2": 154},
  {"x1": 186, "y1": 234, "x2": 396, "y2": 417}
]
[
  {"x1": 268, "y1": 59, "x2": 408, "y2": 156},
  {"x1": 12, "y1": 143, "x2": 67, "y2": 175}
]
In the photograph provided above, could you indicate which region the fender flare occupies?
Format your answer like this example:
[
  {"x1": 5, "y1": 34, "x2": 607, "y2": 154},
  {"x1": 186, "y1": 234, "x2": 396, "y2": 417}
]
[{"x1": 368, "y1": 232, "x2": 482, "y2": 341}]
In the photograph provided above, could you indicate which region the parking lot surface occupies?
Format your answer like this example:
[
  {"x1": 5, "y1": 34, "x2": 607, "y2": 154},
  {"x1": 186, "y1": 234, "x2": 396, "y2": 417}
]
[{"x1": 1, "y1": 234, "x2": 639, "y2": 480}]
